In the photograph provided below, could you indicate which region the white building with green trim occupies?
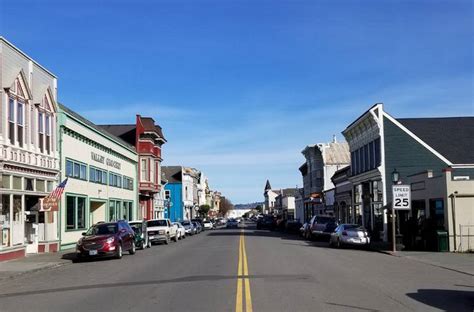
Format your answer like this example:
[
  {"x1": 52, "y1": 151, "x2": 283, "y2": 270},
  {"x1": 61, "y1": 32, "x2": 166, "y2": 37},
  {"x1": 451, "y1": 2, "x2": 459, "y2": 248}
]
[{"x1": 57, "y1": 103, "x2": 138, "y2": 250}]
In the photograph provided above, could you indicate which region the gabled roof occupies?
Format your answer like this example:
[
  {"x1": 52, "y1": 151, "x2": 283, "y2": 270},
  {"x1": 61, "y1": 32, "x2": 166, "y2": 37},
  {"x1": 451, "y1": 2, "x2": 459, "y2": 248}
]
[
  {"x1": 397, "y1": 117, "x2": 474, "y2": 165},
  {"x1": 162, "y1": 166, "x2": 182, "y2": 183}
]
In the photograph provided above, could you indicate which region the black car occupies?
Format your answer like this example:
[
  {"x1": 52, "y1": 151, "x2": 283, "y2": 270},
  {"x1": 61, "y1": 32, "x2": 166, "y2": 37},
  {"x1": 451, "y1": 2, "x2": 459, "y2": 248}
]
[{"x1": 257, "y1": 215, "x2": 275, "y2": 230}]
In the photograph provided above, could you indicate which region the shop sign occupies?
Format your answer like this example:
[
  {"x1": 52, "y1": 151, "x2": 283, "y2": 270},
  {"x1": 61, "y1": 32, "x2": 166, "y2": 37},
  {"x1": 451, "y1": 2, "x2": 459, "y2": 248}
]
[
  {"x1": 392, "y1": 185, "x2": 411, "y2": 210},
  {"x1": 91, "y1": 152, "x2": 121, "y2": 170},
  {"x1": 40, "y1": 197, "x2": 59, "y2": 212}
]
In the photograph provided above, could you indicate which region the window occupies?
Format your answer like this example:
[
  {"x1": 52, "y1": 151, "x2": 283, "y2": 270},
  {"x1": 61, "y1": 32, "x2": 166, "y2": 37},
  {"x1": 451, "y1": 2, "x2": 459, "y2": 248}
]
[
  {"x1": 108, "y1": 172, "x2": 122, "y2": 188},
  {"x1": 108, "y1": 200, "x2": 123, "y2": 221},
  {"x1": 141, "y1": 159, "x2": 148, "y2": 181},
  {"x1": 369, "y1": 141, "x2": 375, "y2": 170},
  {"x1": 165, "y1": 190, "x2": 171, "y2": 200},
  {"x1": 38, "y1": 112, "x2": 44, "y2": 153},
  {"x1": 66, "y1": 195, "x2": 86, "y2": 230},
  {"x1": 45, "y1": 115, "x2": 51, "y2": 154},
  {"x1": 351, "y1": 151, "x2": 356, "y2": 176},
  {"x1": 150, "y1": 160, "x2": 155, "y2": 183},
  {"x1": 89, "y1": 167, "x2": 108, "y2": 184},
  {"x1": 123, "y1": 176, "x2": 134, "y2": 190},
  {"x1": 66, "y1": 159, "x2": 87, "y2": 180},
  {"x1": 8, "y1": 98, "x2": 15, "y2": 144},
  {"x1": 17, "y1": 102, "x2": 24, "y2": 147},
  {"x1": 374, "y1": 138, "x2": 381, "y2": 167},
  {"x1": 363, "y1": 144, "x2": 369, "y2": 172}
]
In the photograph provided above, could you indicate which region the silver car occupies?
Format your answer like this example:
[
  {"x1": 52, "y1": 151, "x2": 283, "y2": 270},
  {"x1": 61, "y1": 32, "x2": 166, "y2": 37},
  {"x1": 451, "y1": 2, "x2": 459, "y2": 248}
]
[{"x1": 329, "y1": 224, "x2": 370, "y2": 248}]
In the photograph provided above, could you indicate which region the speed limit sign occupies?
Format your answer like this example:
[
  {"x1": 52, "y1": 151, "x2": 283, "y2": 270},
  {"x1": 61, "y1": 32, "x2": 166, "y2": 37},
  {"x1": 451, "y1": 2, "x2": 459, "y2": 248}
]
[{"x1": 392, "y1": 185, "x2": 411, "y2": 210}]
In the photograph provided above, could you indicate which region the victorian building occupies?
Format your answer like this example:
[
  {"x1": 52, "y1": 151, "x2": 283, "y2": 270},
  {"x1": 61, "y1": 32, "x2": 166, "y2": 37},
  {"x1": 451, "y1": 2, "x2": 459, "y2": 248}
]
[
  {"x1": 299, "y1": 137, "x2": 350, "y2": 222},
  {"x1": 342, "y1": 103, "x2": 473, "y2": 249},
  {"x1": 100, "y1": 115, "x2": 166, "y2": 220},
  {"x1": 0, "y1": 38, "x2": 60, "y2": 260}
]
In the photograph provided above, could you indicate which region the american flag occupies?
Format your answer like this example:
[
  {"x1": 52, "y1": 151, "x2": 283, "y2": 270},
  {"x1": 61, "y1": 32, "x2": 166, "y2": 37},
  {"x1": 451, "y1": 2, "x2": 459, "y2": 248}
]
[{"x1": 48, "y1": 178, "x2": 68, "y2": 199}]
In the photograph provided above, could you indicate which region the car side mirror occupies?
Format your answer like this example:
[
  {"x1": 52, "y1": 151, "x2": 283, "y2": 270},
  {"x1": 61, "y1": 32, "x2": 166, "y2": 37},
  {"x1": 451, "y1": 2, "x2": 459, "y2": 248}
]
[{"x1": 81, "y1": 232, "x2": 86, "y2": 236}]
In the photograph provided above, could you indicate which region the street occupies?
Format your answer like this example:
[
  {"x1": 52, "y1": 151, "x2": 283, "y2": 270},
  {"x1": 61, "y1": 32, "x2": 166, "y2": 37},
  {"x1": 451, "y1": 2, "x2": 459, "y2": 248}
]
[{"x1": 0, "y1": 222, "x2": 472, "y2": 312}]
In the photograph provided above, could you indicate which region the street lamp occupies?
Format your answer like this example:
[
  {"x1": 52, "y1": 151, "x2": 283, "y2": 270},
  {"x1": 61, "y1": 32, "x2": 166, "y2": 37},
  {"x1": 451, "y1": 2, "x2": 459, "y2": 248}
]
[
  {"x1": 391, "y1": 169, "x2": 400, "y2": 253},
  {"x1": 392, "y1": 169, "x2": 400, "y2": 185}
]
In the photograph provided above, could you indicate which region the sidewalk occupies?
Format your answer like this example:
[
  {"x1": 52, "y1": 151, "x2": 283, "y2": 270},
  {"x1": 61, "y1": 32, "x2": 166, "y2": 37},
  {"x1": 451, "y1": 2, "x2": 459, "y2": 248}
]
[
  {"x1": 371, "y1": 242, "x2": 474, "y2": 276},
  {"x1": 0, "y1": 250, "x2": 74, "y2": 282}
]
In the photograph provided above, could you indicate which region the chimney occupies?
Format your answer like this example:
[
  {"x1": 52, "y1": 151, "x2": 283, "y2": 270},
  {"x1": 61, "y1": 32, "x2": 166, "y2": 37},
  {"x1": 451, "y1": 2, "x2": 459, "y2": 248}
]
[{"x1": 332, "y1": 134, "x2": 337, "y2": 143}]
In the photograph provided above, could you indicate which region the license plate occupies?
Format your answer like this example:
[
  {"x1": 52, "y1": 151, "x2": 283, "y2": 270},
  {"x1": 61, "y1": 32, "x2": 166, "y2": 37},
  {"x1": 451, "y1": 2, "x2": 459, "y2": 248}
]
[{"x1": 89, "y1": 250, "x2": 98, "y2": 256}]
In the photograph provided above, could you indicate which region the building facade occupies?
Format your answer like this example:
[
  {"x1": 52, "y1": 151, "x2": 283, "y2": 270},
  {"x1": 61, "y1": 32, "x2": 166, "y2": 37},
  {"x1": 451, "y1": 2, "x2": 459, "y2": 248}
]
[
  {"x1": 263, "y1": 180, "x2": 279, "y2": 214},
  {"x1": 57, "y1": 104, "x2": 138, "y2": 250},
  {"x1": 300, "y1": 138, "x2": 350, "y2": 222},
  {"x1": 331, "y1": 166, "x2": 352, "y2": 224},
  {"x1": 0, "y1": 38, "x2": 60, "y2": 260},
  {"x1": 342, "y1": 103, "x2": 474, "y2": 247},
  {"x1": 100, "y1": 115, "x2": 166, "y2": 220},
  {"x1": 162, "y1": 166, "x2": 195, "y2": 222}
]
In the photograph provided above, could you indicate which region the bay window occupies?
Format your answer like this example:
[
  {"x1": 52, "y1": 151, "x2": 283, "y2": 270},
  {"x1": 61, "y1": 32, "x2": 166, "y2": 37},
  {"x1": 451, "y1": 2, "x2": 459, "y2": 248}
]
[
  {"x1": 8, "y1": 98, "x2": 15, "y2": 144},
  {"x1": 17, "y1": 101, "x2": 24, "y2": 147},
  {"x1": 38, "y1": 112, "x2": 44, "y2": 153},
  {"x1": 45, "y1": 115, "x2": 51, "y2": 154}
]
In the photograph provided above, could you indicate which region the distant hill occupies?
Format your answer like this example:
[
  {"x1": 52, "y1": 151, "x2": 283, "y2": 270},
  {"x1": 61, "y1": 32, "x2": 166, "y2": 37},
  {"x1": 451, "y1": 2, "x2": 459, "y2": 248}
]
[{"x1": 234, "y1": 202, "x2": 264, "y2": 210}]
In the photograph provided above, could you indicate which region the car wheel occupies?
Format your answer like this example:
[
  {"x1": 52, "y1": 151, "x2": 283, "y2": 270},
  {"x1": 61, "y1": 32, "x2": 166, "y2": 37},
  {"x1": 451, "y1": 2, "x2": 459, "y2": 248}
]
[
  {"x1": 173, "y1": 235, "x2": 178, "y2": 242},
  {"x1": 129, "y1": 241, "x2": 136, "y2": 255},
  {"x1": 115, "y1": 244, "x2": 123, "y2": 259}
]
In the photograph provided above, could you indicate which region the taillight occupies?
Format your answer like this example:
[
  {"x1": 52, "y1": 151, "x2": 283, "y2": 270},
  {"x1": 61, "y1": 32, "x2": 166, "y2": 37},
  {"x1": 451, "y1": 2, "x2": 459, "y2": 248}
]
[{"x1": 342, "y1": 231, "x2": 348, "y2": 236}]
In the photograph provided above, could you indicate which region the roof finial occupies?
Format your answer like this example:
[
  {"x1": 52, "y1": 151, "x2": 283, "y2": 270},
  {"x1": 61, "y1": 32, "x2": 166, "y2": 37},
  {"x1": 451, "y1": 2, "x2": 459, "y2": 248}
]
[{"x1": 332, "y1": 134, "x2": 337, "y2": 143}]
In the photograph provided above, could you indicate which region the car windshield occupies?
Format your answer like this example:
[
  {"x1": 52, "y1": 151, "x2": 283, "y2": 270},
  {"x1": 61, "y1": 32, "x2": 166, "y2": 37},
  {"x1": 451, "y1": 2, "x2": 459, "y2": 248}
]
[
  {"x1": 345, "y1": 225, "x2": 366, "y2": 231},
  {"x1": 131, "y1": 226, "x2": 141, "y2": 234},
  {"x1": 316, "y1": 217, "x2": 335, "y2": 224},
  {"x1": 147, "y1": 220, "x2": 167, "y2": 227},
  {"x1": 182, "y1": 221, "x2": 190, "y2": 226},
  {"x1": 86, "y1": 224, "x2": 117, "y2": 235}
]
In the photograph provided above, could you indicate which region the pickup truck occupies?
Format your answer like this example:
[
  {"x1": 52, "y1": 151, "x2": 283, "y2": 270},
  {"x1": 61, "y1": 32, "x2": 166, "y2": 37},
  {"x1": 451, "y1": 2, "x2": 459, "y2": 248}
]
[{"x1": 146, "y1": 219, "x2": 178, "y2": 244}]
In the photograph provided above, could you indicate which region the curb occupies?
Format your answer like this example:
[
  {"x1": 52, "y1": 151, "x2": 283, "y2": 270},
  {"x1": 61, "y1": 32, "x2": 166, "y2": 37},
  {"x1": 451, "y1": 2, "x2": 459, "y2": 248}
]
[{"x1": 0, "y1": 261, "x2": 70, "y2": 283}]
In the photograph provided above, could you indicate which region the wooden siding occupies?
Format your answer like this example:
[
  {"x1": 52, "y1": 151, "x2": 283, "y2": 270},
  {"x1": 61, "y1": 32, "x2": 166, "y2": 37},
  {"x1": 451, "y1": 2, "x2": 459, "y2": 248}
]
[{"x1": 383, "y1": 116, "x2": 448, "y2": 203}]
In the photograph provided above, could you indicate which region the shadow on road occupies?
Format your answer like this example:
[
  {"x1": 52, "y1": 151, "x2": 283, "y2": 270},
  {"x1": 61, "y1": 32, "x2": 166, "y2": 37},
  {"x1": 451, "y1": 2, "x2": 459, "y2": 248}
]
[
  {"x1": 406, "y1": 289, "x2": 474, "y2": 311},
  {"x1": 0, "y1": 273, "x2": 315, "y2": 298}
]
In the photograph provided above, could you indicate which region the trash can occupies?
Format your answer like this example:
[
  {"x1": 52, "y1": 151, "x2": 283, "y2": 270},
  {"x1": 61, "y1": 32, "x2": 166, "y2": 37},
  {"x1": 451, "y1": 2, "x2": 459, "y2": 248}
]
[{"x1": 436, "y1": 231, "x2": 448, "y2": 252}]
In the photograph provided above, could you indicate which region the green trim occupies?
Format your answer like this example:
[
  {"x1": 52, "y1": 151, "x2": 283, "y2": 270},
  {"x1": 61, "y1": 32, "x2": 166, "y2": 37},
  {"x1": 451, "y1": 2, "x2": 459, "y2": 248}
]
[
  {"x1": 89, "y1": 197, "x2": 107, "y2": 203},
  {"x1": 64, "y1": 193, "x2": 89, "y2": 232}
]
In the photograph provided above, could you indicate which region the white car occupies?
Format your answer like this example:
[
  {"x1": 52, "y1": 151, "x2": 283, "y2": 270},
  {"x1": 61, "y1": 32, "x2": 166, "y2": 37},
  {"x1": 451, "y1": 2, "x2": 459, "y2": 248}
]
[
  {"x1": 173, "y1": 222, "x2": 186, "y2": 239},
  {"x1": 202, "y1": 221, "x2": 213, "y2": 230},
  {"x1": 147, "y1": 219, "x2": 178, "y2": 244}
]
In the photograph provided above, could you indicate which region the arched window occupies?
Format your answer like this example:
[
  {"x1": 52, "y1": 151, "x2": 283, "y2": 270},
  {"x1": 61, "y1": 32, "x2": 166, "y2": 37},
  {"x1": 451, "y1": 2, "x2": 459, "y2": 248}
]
[{"x1": 7, "y1": 75, "x2": 29, "y2": 148}]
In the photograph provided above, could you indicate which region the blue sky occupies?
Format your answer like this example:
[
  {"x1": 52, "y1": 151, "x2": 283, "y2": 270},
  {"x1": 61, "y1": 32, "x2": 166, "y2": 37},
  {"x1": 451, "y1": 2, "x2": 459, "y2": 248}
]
[{"x1": 1, "y1": 0, "x2": 472, "y2": 204}]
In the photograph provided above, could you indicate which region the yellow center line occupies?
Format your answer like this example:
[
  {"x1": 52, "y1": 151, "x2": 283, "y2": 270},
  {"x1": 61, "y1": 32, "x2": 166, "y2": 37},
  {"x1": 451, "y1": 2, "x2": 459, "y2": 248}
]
[{"x1": 235, "y1": 229, "x2": 253, "y2": 312}]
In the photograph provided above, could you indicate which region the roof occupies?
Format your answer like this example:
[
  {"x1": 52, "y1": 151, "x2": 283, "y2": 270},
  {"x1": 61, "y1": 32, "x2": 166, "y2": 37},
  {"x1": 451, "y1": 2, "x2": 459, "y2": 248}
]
[
  {"x1": 58, "y1": 103, "x2": 136, "y2": 153},
  {"x1": 141, "y1": 117, "x2": 166, "y2": 140},
  {"x1": 323, "y1": 142, "x2": 350, "y2": 164},
  {"x1": 264, "y1": 180, "x2": 272, "y2": 191},
  {"x1": 99, "y1": 125, "x2": 136, "y2": 145},
  {"x1": 162, "y1": 166, "x2": 182, "y2": 183},
  {"x1": 397, "y1": 117, "x2": 474, "y2": 164}
]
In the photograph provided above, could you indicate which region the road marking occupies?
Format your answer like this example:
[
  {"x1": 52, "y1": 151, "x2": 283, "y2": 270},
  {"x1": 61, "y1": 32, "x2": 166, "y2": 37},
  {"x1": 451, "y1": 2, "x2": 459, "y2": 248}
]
[{"x1": 236, "y1": 230, "x2": 253, "y2": 312}]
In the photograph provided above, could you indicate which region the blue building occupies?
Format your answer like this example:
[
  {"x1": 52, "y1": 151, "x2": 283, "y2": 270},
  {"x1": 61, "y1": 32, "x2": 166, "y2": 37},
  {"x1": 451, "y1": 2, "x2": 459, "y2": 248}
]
[{"x1": 162, "y1": 166, "x2": 187, "y2": 222}]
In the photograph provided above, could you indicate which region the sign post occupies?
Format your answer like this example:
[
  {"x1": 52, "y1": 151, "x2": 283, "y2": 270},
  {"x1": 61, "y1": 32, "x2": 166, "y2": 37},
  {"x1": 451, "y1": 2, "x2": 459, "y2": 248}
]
[{"x1": 391, "y1": 185, "x2": 411, "y2": 252}]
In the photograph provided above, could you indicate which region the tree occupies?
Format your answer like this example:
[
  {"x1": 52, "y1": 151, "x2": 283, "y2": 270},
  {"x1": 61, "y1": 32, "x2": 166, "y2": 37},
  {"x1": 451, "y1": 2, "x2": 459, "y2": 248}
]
[
  {"x1": 255, "y1": 205, "x2": 263, "y2": 213},
  {"x1": 199, "y1": 204, "x2": 211, "y2": 218},
  {"x1": 219, "y1": 197, "x2": 233, "y2": 216}
]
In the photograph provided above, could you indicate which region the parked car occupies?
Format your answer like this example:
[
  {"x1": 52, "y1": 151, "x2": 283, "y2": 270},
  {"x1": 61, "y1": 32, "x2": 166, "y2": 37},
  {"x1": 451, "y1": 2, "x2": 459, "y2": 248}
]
[
  {"x1": 173, "y1": 222, "x2": 186, "y2": 239},
  {"x1": 129, "y1": 220, "x2": 150, "y2": 249},
  {"x1": 256, "y1": 215, "x2": 274, "y2": 230},
  {"x1": 182, "y1": 220, "x2": 196, "y2": 235},
  {"x1": 203, "y1": 220, "x2": 213, "y2": 230},
  {"x1": 285, "y1": 219, "x2": 302, "y2": 234},
  {"x1": 192, "y1": 221, "x2": 202, "y2": 233},
  {"x1": 76, "y1": 220, "x2": 136, "y2": 260},
  {"x1": 226, "y1": 219, "x2": 239, "y2": 229},
  {"x1": 305, "y1": 215, "x2": 337, "y2": 240},
  {"x1": 330, "y1": 224, "x2": 370, "y2": 248},
  {"x1": 147, "y1": 219, "x2": 178, "y2": 244}
]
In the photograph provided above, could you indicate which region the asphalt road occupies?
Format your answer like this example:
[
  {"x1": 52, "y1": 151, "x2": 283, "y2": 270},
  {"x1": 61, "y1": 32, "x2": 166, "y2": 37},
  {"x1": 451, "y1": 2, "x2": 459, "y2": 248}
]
[{"x1": 0, "y1": 222, "x2": 472, "y2": 312}]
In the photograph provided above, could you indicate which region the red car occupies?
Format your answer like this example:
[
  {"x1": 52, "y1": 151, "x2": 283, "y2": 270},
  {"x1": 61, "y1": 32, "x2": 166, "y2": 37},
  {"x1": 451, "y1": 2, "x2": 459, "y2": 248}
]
[{"x1": 76, "y1": 220, "x2": 136, "y2": 260}]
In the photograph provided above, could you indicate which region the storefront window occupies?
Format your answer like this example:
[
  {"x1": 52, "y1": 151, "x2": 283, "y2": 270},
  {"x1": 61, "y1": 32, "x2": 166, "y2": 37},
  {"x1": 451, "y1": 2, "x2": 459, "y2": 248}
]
[
  {"x1": 36, "y1": 180, "x2": 45, "y2": 192},
  {"x1": 13, "y1": 195, "x2": 21, "y2": 221},
  {"x1": 2, "y1": 175, "x2": 11, "y2": 189},
  {"x1": 25, "y1": 178, "x2": 34, "y2": 191},
  {"x1": 109, "y1": 201, "x2": 116, "y2": 221},
  {"x1": 12, "y1": 176, "x2": 22, "y2": 190},
  {"x1": 66, "y1": 195, "x2": 87, "y2": 230},
  {"x1": 1, "y1": 195, "x2": 11, "y2": 247}
]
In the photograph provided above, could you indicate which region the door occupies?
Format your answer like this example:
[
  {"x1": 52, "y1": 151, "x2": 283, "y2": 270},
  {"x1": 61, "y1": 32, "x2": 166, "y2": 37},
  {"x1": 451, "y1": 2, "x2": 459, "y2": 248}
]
[{"x1": 25, "y1": 211, "x2": 39, "y2": 254}]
